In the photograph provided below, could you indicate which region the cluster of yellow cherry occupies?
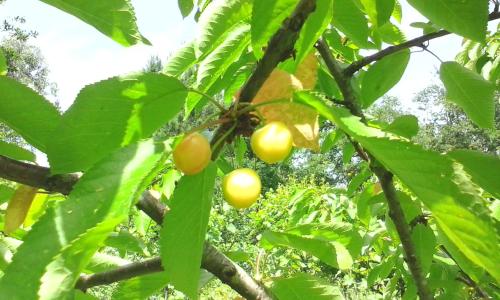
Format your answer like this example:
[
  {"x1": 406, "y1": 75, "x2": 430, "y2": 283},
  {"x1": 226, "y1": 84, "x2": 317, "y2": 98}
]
[{"x1": 172, "y1": 121, "x2": 293, "y2": 209}]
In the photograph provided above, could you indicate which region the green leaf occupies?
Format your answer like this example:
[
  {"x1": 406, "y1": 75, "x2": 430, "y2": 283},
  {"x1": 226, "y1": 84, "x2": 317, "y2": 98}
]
[
  {"x1": 440, "y1": 61, "x2": 495, "y2": 129},
  {"x1": 85, "y1": 252, "x2": 130, "y2": 273},
  {"x1": 105, "y1": 230, "x2": 148, "y2": 255},
  {"x1": 113, "y1": 272, "x2": 169, "y2": 300},
  {"x1": 320, "y1": 129, "x2": 342, "y2": 153},
  {"x1": 261, "y1": 223, "x2": 362, "y2": 270},
  {"x1": 411, "y1": 224, "x2": 436, "y2": 275},
  {"x1": 39, "y1": 0, "x2": 150, "y2": 46},
  {"x1": 271, "y1": 273, "x2": 344, "y2": 300},
  {"x1": 47, "y1": 73, "x2": 186, "y2": 174},
  {"x1": 178, "y1": 0, "x2": 194, "y2": 18},
  {"x1": 342, "y1": 142, "x2": 355, "y2": 164},
  {"x1": 196, "y1": 0, "x2": 252, "y2": 58},
  {"x1": 295, "y1": 92, "x2": 500, "y2": 282},
  {"x1": 251, "y1": 0, "x2": 299, "y2": 59},
  {"x1": 160, "y1": 163, "x2": 217, "y2": 299},
  {"x1": 392, "y1": 0, "x2": 402, "y2": 23},
  {"x1": 360, "y1": 0, "x2": 395, "y2": 27},
  {"x1": 361, "y1": 49, "x2": 410, "y2": 108},
  {"x1": 293, "y1": 0, "x2": 333, "y2": 69},
  {"x1": 332, "y1": 0, "x2": 370, "y2": 48},
  {"x1": 376, "y1": 22, "x2": 406, "y2": 45},
  {"x1": 0, "y1": 77, "x2": 61, "y2": 152},
  {"x1": 367, "y1": 255, "x2": 395, "y2": 286},
  {"x1": 196, "y1": 23, "x2": 251, "y2": 90},
  {"x1": 0, "y1": 185, "x2": 15, "y2": 205},
  {"x1": 0, "y1": 49, "x2": 7, "y2": 76},
  {"x1": 383, "y1": 115, "x2": 419, "y2": 139},
  {"x1": 0, "y1": 140, "x2": 169, "y2": 299},
  {"x1": 0, "y1": 141, "x2": 36, "y2": 162},
  {"x1": 163, "y1": 43, "x2": 197, "y2": 77},
  {"x1": 448, "y1": 149, "x2": 500, "y2": 199},
  {"x1": 407, "y1": 0, "x2": 488, "y2": 41},
  {"x1": 323, "y1": 29, "x2": 356, "y2": 63}
]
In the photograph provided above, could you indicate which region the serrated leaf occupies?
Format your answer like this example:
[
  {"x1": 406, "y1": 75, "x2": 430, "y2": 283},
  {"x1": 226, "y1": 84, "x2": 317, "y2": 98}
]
[
  {"x1": 251, "y1": 0, "x2": 299, "y2": 59},
  {"x1": 321, "y1": 129, "x2": 342, "y2": 153},
  {"x1": 261, "y1": 223, "x2": 362, "y2": 269},
  {"x1": 0, "y1": 140, "x2": 169, "y2": 299},
  {"x1": 293, "y1": 0, "x2": 332, "y2": 70},
  {"x1": 178, "y1": 0, "x2": 194, "y2": 18},
  {"x1": 0, "y1": 185, "x2": 15, "y2": 205},
  {"x1": 196, "y1": 0, "x2": 252, "y2": 58},
  {"x1": 23, "y1": 193, "x2": 49, "y2": 228},
  {"x1": 85, "y1": 252, "x2": 130, "y2": 273},
  {"x1": 318, "y1": 67, "x2": 342, "y2": 99},
  {"x1": 160, "y1": 163, "x2": 217, "y2": 299},
  {"x1": 440, "y1": 61, "x2": 495, "y2": 129},
  {"x1": 105, "y1": 230, "x2": 147, "y2": 255},
  {"x1": 4, "y1": 185, "x2": 38, "y2": 235},
  {"x1": 0, "y1": 141, "x2": 36, "y2": 162},
  {"x1": 360, "y1": 0, "x2": 395, "y2": 27},
  {"x1": 392, "y1": 0, "x2": 402, "y2": 23},
  {"x1": 47, "y1": 73, "x2": 186, "y2": 174},
  {"x1": 361, "y1": 49, "x2": 410, "y2": 108},
  {"x1": 113, "y1": 271, "x2": 169, "y2": 300},
  {"x1": 271, "y1": 273, "x2": 344, "y2": 300},
  {"x1": 411, "y1": 224, "x2": 436, "y2": 275},
  {"x1": 332, "y1": 0, "x2": 370, "y2": 48},
  {"x1": 448, "y1": 149, "x2": 500, "y2": 199},
  {"x1": 407, "y1": 0, "x2": 488, "y2": 41},
  {"x1": 342, "y1": 142, "x2": 355, "y2": 164},
  {"x1": 0, "y1": 49, "x2": 7, "y2": 75},
  {"x1": 295, "y1": 92, "x2": 500, "y2": 282},
  {"x1": 161, "y1": 169, "x2": 182, "y2": 200},
  {"x1": 294, "y1": 52, "x2": 319, "y2": 90},
  {"x1": 0, "y1": 77, "x2": 61, "y2": 152},
  {"x1": 39, "y1": 0, "x2": 150, "y2": 46},
  {"x1": 383, "y1": 115, "x2": 419, "y2": 139},
  {"x1": 376, "y1": 22, "x2": 406, "y2": 45},
  {"x1": 367, "y1": 255, "x2": 395, "y2": 286},
  {"x1": 163, "y1": 42, "x2": 197, "y2": 77}
]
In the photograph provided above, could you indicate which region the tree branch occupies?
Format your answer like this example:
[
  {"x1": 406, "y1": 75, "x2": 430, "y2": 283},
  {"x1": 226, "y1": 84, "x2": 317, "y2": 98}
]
[
  {"x1": 0, "y1": 155, "x2": 271, "y2": 299},
  {"x1": 316, "y1": 39, "x2": 433, "y2": 300},
  {"x1": 343, "y1": 11, "x2": 500, "y2": 76}
]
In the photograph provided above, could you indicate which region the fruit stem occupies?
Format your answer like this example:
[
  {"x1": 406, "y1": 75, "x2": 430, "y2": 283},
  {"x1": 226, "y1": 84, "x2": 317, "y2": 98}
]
[
  {"x1": 188, "y1": 88, "x2": 226, "y2": 112},
  {"x1": 211, "y1": 121, "x2": 238, "y2": 159},
  {"x1": 185, "y1": 117, "x2": 231, "y2": 136},
  {"x1": 235, "y1": 98, "x2": 291, "y2": 116}
]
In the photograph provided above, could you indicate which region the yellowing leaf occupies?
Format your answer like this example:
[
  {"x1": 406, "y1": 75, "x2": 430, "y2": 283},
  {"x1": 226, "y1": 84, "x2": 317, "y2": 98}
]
[
  {"x1": 294, "y1": 52, "x2": 319, "y2": 90},
  {"x1": 23, "y1": 193, "x2": 49, "y2": 228},
  {"x1": 4, "y1": 185, "x2": 38, "y2": 234},
  {"x1": 249, "y1": 59, "x2": 320, "y2": 150}
]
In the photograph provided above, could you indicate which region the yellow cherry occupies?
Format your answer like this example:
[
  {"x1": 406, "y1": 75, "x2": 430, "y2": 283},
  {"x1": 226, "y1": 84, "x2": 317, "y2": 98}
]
[
  {"x1": 222, "y1": 168, "x2": 261, "y2": 209},
  {"x1": 173, "y1": 132, "x2": 211, "y2": 175},
  {"x1": 251, "y1": 121, "x2": 293, "y2": 164}
]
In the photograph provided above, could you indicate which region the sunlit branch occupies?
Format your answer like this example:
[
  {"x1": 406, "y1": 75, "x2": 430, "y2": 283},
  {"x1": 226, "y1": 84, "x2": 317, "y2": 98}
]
[{"x1": 344, "y1": 11, "x2": 500, "y2": 77}]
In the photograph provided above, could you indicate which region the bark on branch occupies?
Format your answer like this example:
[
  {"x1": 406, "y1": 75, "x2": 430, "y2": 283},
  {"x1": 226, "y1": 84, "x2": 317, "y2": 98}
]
[
  {"x1": 316, "y1": 39, "x2": 433, "y2": 300},
  {"x1": 343, "y1": 11, "x2": 500, "y2": 76}
]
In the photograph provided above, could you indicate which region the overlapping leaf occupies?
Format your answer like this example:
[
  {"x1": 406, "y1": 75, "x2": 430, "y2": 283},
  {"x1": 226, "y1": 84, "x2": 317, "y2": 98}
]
[
  {"x1": 4, "y1": 185, "x2": 38, "y2": 235},
  {"x1": 160, "y1": 163, "x2": 217, "y2": 299},
  {"x1": 331, "y1": 0, "x2": 370, "y2": 48},
  {"x1": 0, "y1": 140, "x2": 169, "y2": 299},
  {"x1": 271, "y1": 273, "x2": 344, "y2": 300},
  {"x1": 0, "y1": 141, "x2": 36, "y2": 162},
  {"x1": 39, "y1": 0, "x2": 150, "y2": 46},
  {"x1": 47, "y1": 73, "x2": 186, "y2": 174},
  {"x1": 163, "y1": 42, "x2": 197, "y2": 77},
  {"x1": 0, "y1": 77, "x2": 61, "y2": 152}
]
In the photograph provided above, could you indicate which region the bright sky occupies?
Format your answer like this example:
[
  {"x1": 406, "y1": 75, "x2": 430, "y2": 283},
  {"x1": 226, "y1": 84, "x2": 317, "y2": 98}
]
[{"x1": 0, "y1": 1, "x2": 496, "y2": 111}]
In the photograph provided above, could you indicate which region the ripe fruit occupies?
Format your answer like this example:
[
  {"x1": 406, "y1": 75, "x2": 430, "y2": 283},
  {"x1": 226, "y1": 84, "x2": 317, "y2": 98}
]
[
  {"x1": 173, "y1": 132, "x2": 211, "y2": 175},
  {"x1": 251, "y1": 121, "x2": 293, "y2": 164},
  {"x1": 222, "y1": 168, "x2": 261, "y2": 209}
]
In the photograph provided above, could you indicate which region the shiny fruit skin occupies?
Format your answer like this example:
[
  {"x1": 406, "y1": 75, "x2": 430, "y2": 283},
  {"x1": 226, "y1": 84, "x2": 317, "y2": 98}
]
[
  {"x1": 222, "y1": 168, "x2": 261, "y2": 209},
  {"x1": 251, "y1": 121, "x2": 293, "y2": 164},
  {"x1": 173, "y1": 132, "x2": 212, "y2": 175}
]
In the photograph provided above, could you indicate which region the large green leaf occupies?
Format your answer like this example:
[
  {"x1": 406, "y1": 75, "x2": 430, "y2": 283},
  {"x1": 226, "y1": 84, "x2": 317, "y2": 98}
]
[
  {"x1": 448, "y1": 149, "x2": 500, "y2": 199},
  {"x1": 47, "y1": 73, "x2": 186, "y2": 174},
  {"x1": 160, "y1": 163, "x2": 217, "y2": 299},
  {"x1": 407, "y1": 0, "x2": 488, "y2": 41},
  {"x1": 163, "y1": 42, "x2": 197, "y2": 77},
  {"x1": 105, "y1": 230, "x2": 148, "y2": 255},
  {"x1": 293, "y1": 0, "x2": 333, "y2": 69},
  {"x1": 0, "y1": 141, "x2": 36, "y2": 162},
  {"x1": 440, "y1": 61, "x2": 495, "y2": 129},
  {"x1": 261, "y1": 223, "x2": 363, "y2": 270},
  {"x1": 332, "y1": 0, "x2": 370, "y2": 48},
  {"x1": 251, "y1": 0, "x2": 299, "y2": 59},
  {"x1": 113, "y1": 272, "x2": 169, "y2": 300},
  {"x1": 411, "y1": 224, "x2": 436, "y2": 275},
  {"x1": 295, "y1": 91, "x2": 500, "y2": 282},
  {"x1": 0, "y1": 49, "x2": 6, "y2": 75},
  {"x1": 361, "y1": 49, "x2": 410, "y2": 107},
  {"x1": 0, "y1": 77, "x2": 61, "y2": 152},
  {"x1": 271, "y1": 273, "x2": 344, "y2": 300},
  {"x1": 195, "y1": 0, "x2": 252, "y2": 58},
  {"x1": 0, "y1": 140, "x2": 169, "y2": 299},
  {"x1": 383, "y1": 115, "x2": 419, "y2": 139},
  {"x1": 39, "y1": 0, "x2": 150, "y2": 46}
]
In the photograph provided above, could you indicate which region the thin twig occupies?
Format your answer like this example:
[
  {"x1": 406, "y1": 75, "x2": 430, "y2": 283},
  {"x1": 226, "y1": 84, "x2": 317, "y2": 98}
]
[
  {"x1": 343, "y1": 11, "x2": 500, "y2": 76},
  {"x1": 188, "y1": 88, "x2": 226, "y2": 112}
]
